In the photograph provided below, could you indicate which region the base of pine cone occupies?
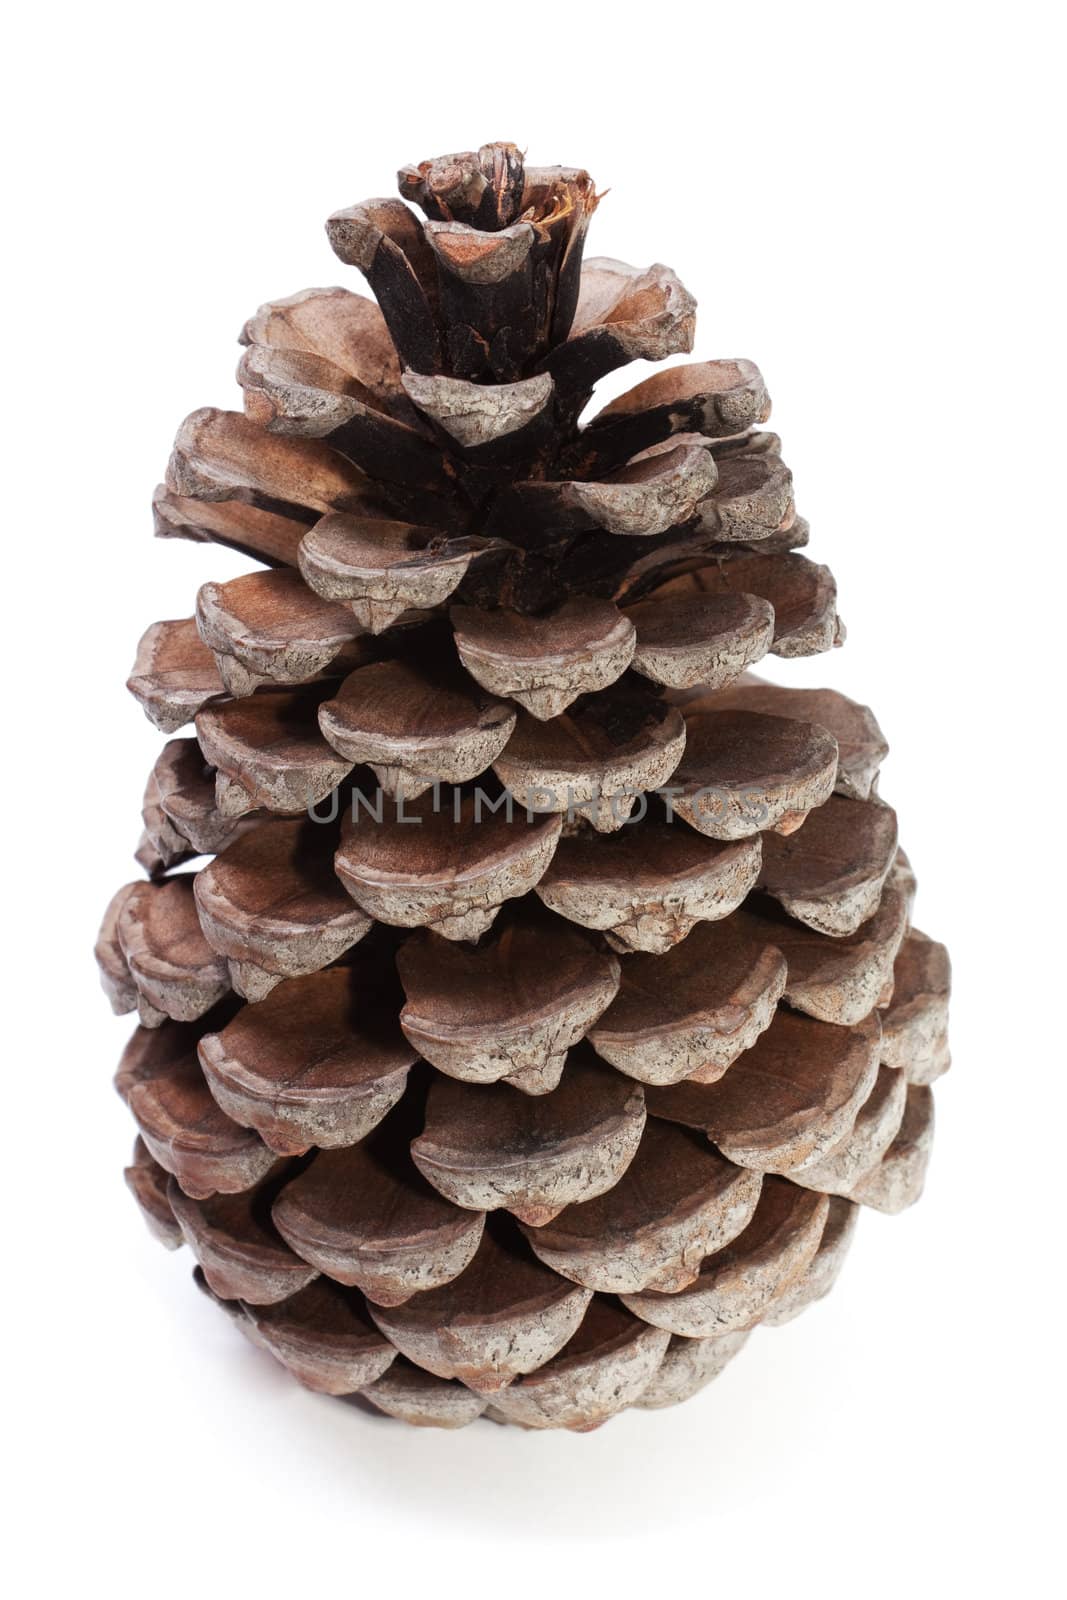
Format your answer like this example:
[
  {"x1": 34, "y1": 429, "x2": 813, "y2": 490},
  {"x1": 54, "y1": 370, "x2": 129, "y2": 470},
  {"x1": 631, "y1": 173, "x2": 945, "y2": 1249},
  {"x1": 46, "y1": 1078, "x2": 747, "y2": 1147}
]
[{"x1": 116, "y1": 881, "x2": 946, "y2": 1430}]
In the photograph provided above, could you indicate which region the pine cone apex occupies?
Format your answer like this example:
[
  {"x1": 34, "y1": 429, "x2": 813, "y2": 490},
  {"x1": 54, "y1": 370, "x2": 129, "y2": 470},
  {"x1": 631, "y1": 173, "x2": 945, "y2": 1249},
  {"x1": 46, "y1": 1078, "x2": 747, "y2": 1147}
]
[{"x1": 398, "y1": 143, "x2": 528, "y2": 230}]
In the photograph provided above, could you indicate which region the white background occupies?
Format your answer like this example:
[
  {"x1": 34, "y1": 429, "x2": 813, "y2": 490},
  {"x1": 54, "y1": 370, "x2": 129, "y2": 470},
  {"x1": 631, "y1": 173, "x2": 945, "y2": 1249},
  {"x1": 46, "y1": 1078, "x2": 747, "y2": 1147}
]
[{"x1": 6, "y1": 2, "x2": 1063, "y2": 1594}]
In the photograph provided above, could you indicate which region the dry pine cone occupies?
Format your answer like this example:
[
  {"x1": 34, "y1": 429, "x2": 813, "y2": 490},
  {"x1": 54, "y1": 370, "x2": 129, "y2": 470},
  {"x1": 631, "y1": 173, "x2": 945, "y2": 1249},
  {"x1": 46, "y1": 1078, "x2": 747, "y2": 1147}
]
[{"x1": 98, "y1": 141, "x2": 951, "y2": 1431}]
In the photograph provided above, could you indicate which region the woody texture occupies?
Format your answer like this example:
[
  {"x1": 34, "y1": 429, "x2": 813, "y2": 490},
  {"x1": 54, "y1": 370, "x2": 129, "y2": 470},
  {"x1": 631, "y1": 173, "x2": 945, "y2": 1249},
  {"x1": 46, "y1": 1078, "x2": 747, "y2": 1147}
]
[{"x1": 97, "y1": 142, "x2": 951, "y2": 1430}]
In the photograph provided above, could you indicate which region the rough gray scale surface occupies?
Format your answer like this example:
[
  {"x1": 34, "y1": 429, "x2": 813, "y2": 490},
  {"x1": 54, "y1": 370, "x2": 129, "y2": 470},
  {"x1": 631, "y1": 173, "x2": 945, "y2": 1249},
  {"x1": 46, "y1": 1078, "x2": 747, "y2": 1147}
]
[
  {"x1": 789, "y1": 1068, "x2": 908, "y2": 1196},
  {"x1": 621, "y1": 1182, "x2": 830, "y2": 1338},
  {"x1": 487, "y1": 1307, "x2": 671, "y2": 1431},
  {"x1": 879, "y1": 930, "x2": 952, "y2": 1083},
  {"x1": 402, "y1": 370, "x2": 554, "y2": 446},
  {"x1": 359, "y1": 1361, "x2": 488, "y2": 1428},
  {"x1": 635, "y1": 1329, "x2": 751, "y2": 1409},
  {"x1": 849, "y1": 1086, "x2": 935, "y2": 1213},
  {"x1": 763, "y1": 1198, "x2": 859, "y2": 1326}
]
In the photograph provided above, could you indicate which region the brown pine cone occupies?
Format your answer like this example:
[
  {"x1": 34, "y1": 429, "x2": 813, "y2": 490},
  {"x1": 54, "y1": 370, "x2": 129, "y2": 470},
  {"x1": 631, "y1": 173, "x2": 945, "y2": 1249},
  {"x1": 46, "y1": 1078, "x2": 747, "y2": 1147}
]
[{"x1": 100, "y1": 140, "x2": 950, "y2": 1431}]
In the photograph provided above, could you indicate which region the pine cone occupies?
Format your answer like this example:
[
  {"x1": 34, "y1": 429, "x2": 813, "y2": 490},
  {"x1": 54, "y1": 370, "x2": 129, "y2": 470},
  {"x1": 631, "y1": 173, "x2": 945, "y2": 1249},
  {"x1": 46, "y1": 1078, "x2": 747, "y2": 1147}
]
[{"x1": 101, "y1": 142, "x2": 951, "y2": 1432}]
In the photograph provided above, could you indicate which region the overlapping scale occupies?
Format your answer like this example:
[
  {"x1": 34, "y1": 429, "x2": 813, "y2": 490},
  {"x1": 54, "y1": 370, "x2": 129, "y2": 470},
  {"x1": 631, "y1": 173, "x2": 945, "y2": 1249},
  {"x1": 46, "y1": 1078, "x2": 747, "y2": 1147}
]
[
  {"x1": 850, "y1": 1086, "x2": 935, "y2": 1213},
  {"x1": 736, "y1": 881, "x2": 909, "y2": 1026},
  {"x1": 298, "y1": 514, "x2": 489, "y2": 634},
  {"x1": 271, "y1": 1109, "x2": 486, "y2": 1305},
  {"x1": 677, "y1": 679, "x2": 888, "y2": 801},
  {"x1": 696, "y1": 433, "x2": 796, "y2": 544},
  {"x1": 168, "y1": 407, "x2": 374, "y2": 519},
  {"x1": 127, "y1": 617, "x2": 226, "y2": 734},
  {"x1": 238, "y1": 287, "x2": 405, "y2": 414},
  {"x1": 450, "y1": 600, "x2": 636, "y2": 719},
  {"x1": 170, "y1": 1173, "x2": 318, "y2": 1303},
  {"x1": 521, "y1": 1118, "x2": 763, "y2": 1294},
  {"x1": 116, "y1": 1014, "x2": 276, "y2": 1199},
  {"x1": 587, "y1": 918, "x2": 787, "y2": 1084},
  {"x1": 652, "y1": 552, "x2": 840, "y2": 657},
  {"x1": 645, "y1": 1009, "x2": 883, "y2": 1173},
  {"x1": 334, "y1": 790, "x2": 563, "y2": 942},
  {"x1": 625, "y1": 589, "x2": 775, "y2": 690},
  {"x1": 361, "y1": 1360, "x2": 488, "y2": 1428},
  {"x1": 195, "y1": 569, "x2": 366, "y2": 697},
  {"x1": 620, "y1": 1180, "x2": 830, "y2": 1338},
  {"x1": 669, "y1": 708, "x2": 839, "y2": 839},
  {"x1": 191, "y1": 819, "x2": 371, "y2": 1004},
  {"x1": 236, "y1": 1277, "x2": 398, "y2": 1395},
  {"x1": 583, "y1": 359, "x2": 771, "y2": 464},
  {"x1": 193, "y1": 816, "x2": 372, "y2": 999},
  {"x1": 763, "y1": 1195, "x2": 859, "y2": 1327},
  {"x1": 236, "y1": 342, "x2": 450, "y2": 492},
  {"x1": 543, "y1": 258, "x2": 696, "y2": 396},
  {"x1": 879, "y1": 930, "x2": 952, "y2": 1083},
  {"x1": 124, "y1": 1137, "x2": 183, "y2": 1249},
  {"x1": 536, "y1": 822, "x2": 762, "y2": 954},
  {"x1": 101, "y1": 877, "x2": 229, "y2": 1027},
  {"x1": 492, "y1": 693, "x2": 686, "y2": 832},
  {"x1": 318, "y1": 654, "x2": 516, "y2": 799},
  {"x1": 411, "y1": 1052, "x2": 646, "y2": 1225},
  {"x1": 153, "y1": 481, "x2": 312, "y2": 566},
  {"x1": 486, "y1": 1300, "x2": 671, "y2": 1431},
  {"x1": 401, "y1": 369, "x2": 555, "y2": 456},
  {"x1": 367, "y1": 1221, "x2": 593, "y2": 1392},
  {"x1": 759, "y1": 795, "x2": 899, "y2": 936},
  {"x1": 195, "y1": 686, "x2": 355, "y2": 818},
  {"x1": 196, "y1": 962, "x2": 415, "y2": 1155},
  {"x1": 396, "y1": 908, "x2": 620, "y2": 1093},
  {"x1": 141, "y1": 738, "x2": 249, "y2": 860},
  {"x1": 634, "y1": 1328, "x2": 751, "y2": 1410},
  {"x1": 787, "y1": 1066, "x2": 908, "y2": 1197}
]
